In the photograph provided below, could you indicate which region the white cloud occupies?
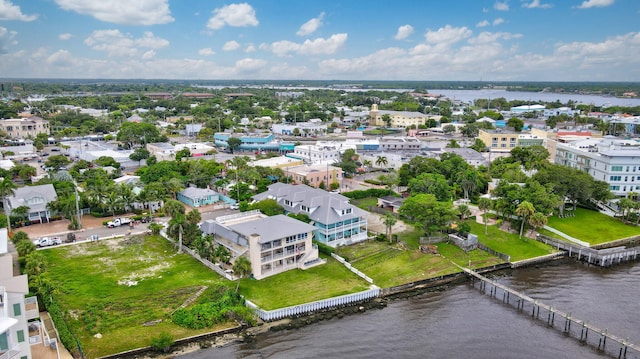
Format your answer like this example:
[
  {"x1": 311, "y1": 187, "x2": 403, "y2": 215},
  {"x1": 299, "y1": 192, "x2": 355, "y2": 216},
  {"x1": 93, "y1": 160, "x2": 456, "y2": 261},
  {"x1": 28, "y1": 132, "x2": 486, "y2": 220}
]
[
  {"x1": 46, "y1": 49, "x2": 78, "y2": 68},
  {"x1": 468, "y1": 31, "x2": 522, "y2": 45},
  {"x1": 477, "y1": 20, "x2": 490, "y2": 28},
  {"x1": 394, "y1": 25, "x2": 414, "y2": 40},
  {"x1": 0, "y1": 26, "x2": 18, "y2": 54},
  {"x1": 198, "y1": 48, "x2": 215, "y2": 56},
  {"x1": 575, "y1": 0, "x2": 614, "y2": 9},
  {"x1": 493, "y1": 18, "x2": 505, "y2": 25},
  {"x1": 207, "y1": 3, "x2": 258, "y2": 30},
  {"x1": 522, "y1": 0, "x2": 553, "y2": 9},
  {"x1": 235, "y1": 58, "x2": 266, "y2": 73},
  {"x1": 141, "y1": 50, "x2": 156, "y2": 60},
  {"x1": 223, "y1": 40, "x2": 241, "y2": 51},
  {"x1": 84, "y1": 30, "x2": 169, "y2": 57},
  {"x1": 0, "y1": 0, "x2": 37, "y2": 21},
  {"x1": 425, "y1": 25, "x2": 472, "y2": 45},
  {"x1": 59, "y1": 33, "x2": 73, "y2": 40},
  {"x1": 54, "y1": 0, "x2": 173, "y2": 25},
  {"x1": 297, "y1": 12, "x2": 325, "y2": 37},
  {"x1": 245, "y1": 44, "x2": 256, "y2": 53},
  {"x1": 494, "y1": 1, "x2": 510, "y2": 11},
  {"x1": 268, "y1": 33, "x2": 348, "y2": 57}
]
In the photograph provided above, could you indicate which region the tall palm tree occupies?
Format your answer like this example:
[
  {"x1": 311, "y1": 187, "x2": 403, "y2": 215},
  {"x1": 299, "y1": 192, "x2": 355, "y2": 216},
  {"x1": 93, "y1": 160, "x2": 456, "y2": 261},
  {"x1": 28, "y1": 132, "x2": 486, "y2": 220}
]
[
  {"x1": 163, "y1": 199, "x2": 186, "y2": 218},
  {"x1": 164, "y1": 177, "x2": 184, "y2": 199},
  {"x1": 232, "y1": 256, "x2": 252, "y2": 292},
  {"x1": 383, "y1": 212, "x2": 397, "y2": 243},
  {"x1": 515, "y1": 201, "x2": 536, "y2": 239},
  {"x1": 478, "y1": 198, "x2": 493, "y2": 235},
  {"x1": 168, "y1": 213, "x2": 186, "y2": 254},
  {"x1": 0, "y1": 177, "x2": 17, "y2": 234},
  {"x1": 117, "y1": 183, "x2": 136, "y2": 213}
]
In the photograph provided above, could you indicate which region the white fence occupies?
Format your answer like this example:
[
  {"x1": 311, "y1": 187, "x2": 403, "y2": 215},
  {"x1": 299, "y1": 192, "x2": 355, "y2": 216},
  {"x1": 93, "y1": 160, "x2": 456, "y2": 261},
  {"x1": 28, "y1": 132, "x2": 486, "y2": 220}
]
[
  {"x1": 246, "y1": 286, "x2": 380, "y2": 322},
  {"x1": 331, "y1": 253, "x2": 374, "y2": 284}
]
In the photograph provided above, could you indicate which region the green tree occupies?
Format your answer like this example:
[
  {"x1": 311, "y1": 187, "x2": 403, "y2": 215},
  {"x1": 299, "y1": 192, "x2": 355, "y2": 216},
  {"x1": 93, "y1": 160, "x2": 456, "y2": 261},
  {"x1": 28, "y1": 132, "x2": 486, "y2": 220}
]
[
  {"x1": 375, "y1": 155, "x2": 388, "y2": 169},
  {"x1": 249, "y1": 198, "x2": 284, "y2": 216},
  {"x1": 506, "y1": 117, "x2": 524, "y2": 132},
  {"x1": 129, "y1": 147, "x2": 150, "y2": 165},
  {"x1": 399, "y1": 193, "x2": 456, "y2": 235},
  {"x1": 44, "y1": 155, "x2": 71, "y2": 171},
  {"x1": 383, "y1": 212, "x2": 397, "y2": 243},
  {"x1": 478, "y1": 197, "x2": 493, "y2": 234},
  {"x1": 232, "y1": 256, "x2": 252, "y2": 292},
  {"x1": 227, "y1": 137, "x2": 242, "y2": 153},
  {"x1": 0, "y1": 177, "x2": 17, "y2": 234},
  {"x1": 515, "y1": 200, "x2": 535, "y2": 239},
  {"x1": 528, "y1": 212, "x2": 548, "y2": 236}
]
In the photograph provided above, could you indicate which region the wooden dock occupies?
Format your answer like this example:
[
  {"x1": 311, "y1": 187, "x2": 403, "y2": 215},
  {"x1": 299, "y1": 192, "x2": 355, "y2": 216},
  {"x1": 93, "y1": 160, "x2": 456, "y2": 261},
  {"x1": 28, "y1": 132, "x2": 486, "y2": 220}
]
[
  {"x1": 536, "y1": 234, "x2": 640, "y2": 267},
  {"x1": 463, "y1": 267, "x2": 640, "y2": 358}
]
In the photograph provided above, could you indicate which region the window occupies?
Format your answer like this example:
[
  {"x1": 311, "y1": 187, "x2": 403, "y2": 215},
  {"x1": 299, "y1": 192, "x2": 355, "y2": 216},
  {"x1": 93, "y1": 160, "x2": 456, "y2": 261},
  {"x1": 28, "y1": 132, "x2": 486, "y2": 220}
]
[
  {"x1": 610, "y1": 185, "x2": 620, "y2": 190},
  {"x1": 13, "y1": 303, "x2": 21, "y2": 316},
  {"x1": 611, "y1": 166, "x2": 623, "y2": 172},
  {"x1": 17, "y1": 330, "x2": 25, "y2": 343},
  {"x1": 610, "y1": 176, "x2": 621, "y2": 181}
]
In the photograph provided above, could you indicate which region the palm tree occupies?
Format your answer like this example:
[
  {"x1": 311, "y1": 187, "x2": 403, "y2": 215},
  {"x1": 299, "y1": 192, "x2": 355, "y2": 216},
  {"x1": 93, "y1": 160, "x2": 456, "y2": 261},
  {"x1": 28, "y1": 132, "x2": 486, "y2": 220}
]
[
  {"x1": 163, "y1": 199, "x2": 186, "y2": 219},
  {"x1": 0, "y1": 177, "x2": 17, "y2": 234},
  {"x1": 117, "y1": 184, "x2": 136, "y2": 213},
  {"x1": 164, "y1": 178, "x2": 184, "y2": 200},
  {"x1": 528, "y1": 212, "x2": 548, "y2": 237},
  {"x1": 186, "y1": 208, "x2": 201, "y2": 224},
  {"x1": 232, "y1": 256, "x2": 252, "y2": 292},
  {"x1": 362, "y1": 160, "x2": 372, "y2": 173},
  {"x1": 383, "y1": 212, "x2": 397, "y2": 243},
  {"x1": 375, "y1": 156, "x2": 388, "y2": 169},
  {"x1": 105, "y1": 192, "x2": 122, "y2": 217},
  {"x1": 11, "y1": 205, "x2": 30, "y2": 227},
  {"x1": 478, "y1": 198, "x2": 493, "y2": 235},
  {"x1": 515, "y1": 201, "x2": 536, "y2": 239},
  {"x1": 168, "y1": 213, "x2": 186, "y2": 254}
]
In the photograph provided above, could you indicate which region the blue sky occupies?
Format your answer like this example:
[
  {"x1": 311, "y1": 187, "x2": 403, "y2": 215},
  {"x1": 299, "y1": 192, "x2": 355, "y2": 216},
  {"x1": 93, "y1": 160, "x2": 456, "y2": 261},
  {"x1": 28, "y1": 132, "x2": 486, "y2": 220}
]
[{"x1": 0, "y1": 0, "x2": 638, "y2": 81}]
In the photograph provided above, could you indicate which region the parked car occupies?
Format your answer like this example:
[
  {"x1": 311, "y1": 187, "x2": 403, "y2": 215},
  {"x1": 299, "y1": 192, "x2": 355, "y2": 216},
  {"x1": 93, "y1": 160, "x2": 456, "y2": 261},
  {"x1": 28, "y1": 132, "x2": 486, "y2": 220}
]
[{"x1": 106, "y1": 217, "x2": 132, "y2": 228}]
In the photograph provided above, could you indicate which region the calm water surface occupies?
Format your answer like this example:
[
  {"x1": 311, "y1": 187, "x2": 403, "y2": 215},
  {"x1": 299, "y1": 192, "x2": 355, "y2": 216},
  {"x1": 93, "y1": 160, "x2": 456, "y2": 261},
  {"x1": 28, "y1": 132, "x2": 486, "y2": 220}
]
[{"x1": 180, "y1": 260, "x2": 640, "y2": 359}]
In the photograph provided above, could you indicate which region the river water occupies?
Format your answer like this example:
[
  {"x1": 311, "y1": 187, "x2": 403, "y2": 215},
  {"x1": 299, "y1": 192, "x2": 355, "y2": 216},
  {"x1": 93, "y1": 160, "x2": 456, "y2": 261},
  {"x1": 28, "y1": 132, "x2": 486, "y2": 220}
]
[{"x1": 181, "y1": 260, "x2": 640, "y2": 359}]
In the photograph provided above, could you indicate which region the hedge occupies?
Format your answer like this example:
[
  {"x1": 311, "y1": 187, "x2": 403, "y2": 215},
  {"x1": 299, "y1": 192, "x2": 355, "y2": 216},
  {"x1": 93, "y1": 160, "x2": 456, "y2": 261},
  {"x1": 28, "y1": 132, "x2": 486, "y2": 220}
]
[{"x1": 341, "y1": 188, "x2": 396, "y2": 200}]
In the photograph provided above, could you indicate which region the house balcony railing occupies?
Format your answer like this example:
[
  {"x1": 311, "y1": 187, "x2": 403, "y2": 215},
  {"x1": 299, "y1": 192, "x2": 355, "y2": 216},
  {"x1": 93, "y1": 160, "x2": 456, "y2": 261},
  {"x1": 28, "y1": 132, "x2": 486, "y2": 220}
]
[
  {"x1": 24, "y1": 296, "x2": 39, "y2": 321},
  {"x1": 0, "y1": 344, "x2": 21, "y2": 359}
]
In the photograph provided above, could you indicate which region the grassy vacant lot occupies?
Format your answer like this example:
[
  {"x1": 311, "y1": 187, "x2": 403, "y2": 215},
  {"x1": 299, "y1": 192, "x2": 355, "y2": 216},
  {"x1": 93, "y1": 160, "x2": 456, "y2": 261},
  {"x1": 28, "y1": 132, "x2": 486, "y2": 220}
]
[
  {"x1": 336, "y1": 240, "x2": 460, "y2": 288},
  {"x1": 41, "y1": 235, "x2": 232, "y2": 358},
  {"x1": 435, "y1": 242, "x2": 505, "y2": 268},
  {"x1": 467, "y1": 220, "x2": 556, "y2": 261},
  {"x1": 350, "y1": 197, "x2": 378, "y2": 211},
  {"x1": 238, "y1": 256, "x2": 370, "y2": 310},
  {"x1": 546, "y1": 207, "x2": 640, "y2": 245}
]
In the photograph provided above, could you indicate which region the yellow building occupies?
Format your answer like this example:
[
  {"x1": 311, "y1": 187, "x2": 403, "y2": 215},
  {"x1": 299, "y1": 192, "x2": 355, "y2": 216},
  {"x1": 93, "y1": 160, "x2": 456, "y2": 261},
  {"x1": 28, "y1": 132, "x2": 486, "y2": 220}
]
[
  {"x1": 0, "y1": 116, "x2": 49, "y2": 139},
  {"x1": 369, "y1": 104, "x2": 440, "y2": 128},
  {"x1": 478, "y1": 129, "x2": 520, "y2": 152}
]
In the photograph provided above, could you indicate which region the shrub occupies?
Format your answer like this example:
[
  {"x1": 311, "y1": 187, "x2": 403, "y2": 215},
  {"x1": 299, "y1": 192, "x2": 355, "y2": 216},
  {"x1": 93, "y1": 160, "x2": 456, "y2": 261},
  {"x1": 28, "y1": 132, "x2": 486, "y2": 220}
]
[
  {"x1": 150, "y1": 332, "x2": 174, "y2": 353},
  {"x1": 342, "y1": 188, "x2": 395, "y2": 200},
  {"x1": 314, "y1": 240, "x2": 335, "y2": 256}
]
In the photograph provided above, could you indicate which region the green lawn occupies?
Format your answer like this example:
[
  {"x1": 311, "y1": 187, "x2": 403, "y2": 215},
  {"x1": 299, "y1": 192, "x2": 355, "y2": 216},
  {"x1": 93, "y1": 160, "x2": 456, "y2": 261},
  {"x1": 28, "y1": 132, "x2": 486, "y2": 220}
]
[
  {"x1": 467, "y1": 221, "x2": 556, "y2": 261},
  {"x1": 435, "y1": 242, "x2": 505, "y2": 268},
  {"x1": 238, "y1": 257, "x2": 370, "y2": 310},
  {"x1": 350, "y1": 197, "x2": 379, "y2": 211},
  {"x1": 336, "y1": 240, "x2": 461, "y2": 288},
  {"x1": 41, "y1": 235, "x2": 233, "y2": 358},
  {"x1": 546, "y1": 207, "x2": 640, "y2": 245}
]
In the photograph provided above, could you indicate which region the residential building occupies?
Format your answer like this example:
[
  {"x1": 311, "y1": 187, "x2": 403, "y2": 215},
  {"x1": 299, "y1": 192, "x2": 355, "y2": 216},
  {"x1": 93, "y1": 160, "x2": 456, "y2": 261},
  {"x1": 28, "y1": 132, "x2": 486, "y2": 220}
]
[
  {"x1": 283, "y1": 164, "x2": 343, "y2": 189},
  {"x1": 290, "y1": 143, "x2": 345, "y2": 164},
  {"x1": 531, "y1": 128, "x2": 601, "y2": 163},
  {"x1": 177, "y1": 187, "x2": 219, "y2": 208},
  {"x1": 214, "y1": 132, "x2": 294, "y2": 152},
  {"x1": 253, "y1": 183, "x2": 368, "y2": 247},
  {"x1": 6, "y1": 184, "x2": 57, "y2": 224},
  {"x1": 200, "y1": 211, "x2": 323, "y2": 279},
  {"x1": 369, "y1": 104, "x2": 438, "y2": 128},
  {"x1": 478, "y1": 129, "x2": 542, "y2": 153},
  {"x1": 379, "y1": 136, "x2": 422, "y2": 151},
  {"x1": 0, "y1": 117, "x2": 49, "y2": 139},
  {"x1": 358, "y1": 152, "x2": 410, "y2": 171},
  {"x1": 271, "y1": 119, "x2": 328, "y2": 137},
  {"x1": 1, "y1": 228, "x2": 37, "y2": 359},
  {"x1": 439, "y1": 148, "x2": 488, "y2": 167},
  {"x1": 555, "y1": 137, "x2": 640, "y2": 197}
]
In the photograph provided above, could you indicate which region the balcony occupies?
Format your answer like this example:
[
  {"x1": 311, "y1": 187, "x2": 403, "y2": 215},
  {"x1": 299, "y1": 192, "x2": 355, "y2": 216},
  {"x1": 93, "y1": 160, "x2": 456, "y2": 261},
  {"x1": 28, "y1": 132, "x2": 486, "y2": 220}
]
[{"x1": 0, "y1": 344, "x2": 21, "y2": 359}]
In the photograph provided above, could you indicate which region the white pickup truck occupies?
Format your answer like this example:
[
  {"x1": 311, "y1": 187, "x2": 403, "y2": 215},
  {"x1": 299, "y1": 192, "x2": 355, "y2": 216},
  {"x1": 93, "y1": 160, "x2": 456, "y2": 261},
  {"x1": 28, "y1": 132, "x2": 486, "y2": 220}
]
[
  {"x1": 34, "y1": 237, "x2": 62, "y2": 247},
  {"x1": 106, "y1": 217, "x2": 132, "y2": 228}
]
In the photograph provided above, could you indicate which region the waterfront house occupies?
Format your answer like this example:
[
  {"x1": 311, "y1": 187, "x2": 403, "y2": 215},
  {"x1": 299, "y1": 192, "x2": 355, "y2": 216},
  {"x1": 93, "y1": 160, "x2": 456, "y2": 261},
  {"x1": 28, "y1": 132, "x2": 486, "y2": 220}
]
[
  {"x1": 199, "y1": 211, "x2": 323, "y2": 279},
  {"x1": 253, "y1": 183, "x2": 368, "y2": 247},
  {"x1": 6, "y1": 184, "x2": 57, "y2": 224}
]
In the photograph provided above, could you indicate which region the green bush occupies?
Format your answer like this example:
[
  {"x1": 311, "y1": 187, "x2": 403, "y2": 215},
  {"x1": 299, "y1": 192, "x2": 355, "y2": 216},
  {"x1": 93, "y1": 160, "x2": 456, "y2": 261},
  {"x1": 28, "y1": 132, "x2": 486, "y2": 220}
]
[
  {"x1": 150, "y1": 332, "x2": 174, "y2": 353},
  {"x1": 342, "y1": 188, "x2": 395, "y2": 200},
  {"x1": 314, "y1": 240, "x2": 335, "y2": 256},
  {"x1": 172, "y1": 290, "x2": 245, "y2": 330},
  {"x1": 364, "y1": 179, "x2": 382, "y2": 185}
]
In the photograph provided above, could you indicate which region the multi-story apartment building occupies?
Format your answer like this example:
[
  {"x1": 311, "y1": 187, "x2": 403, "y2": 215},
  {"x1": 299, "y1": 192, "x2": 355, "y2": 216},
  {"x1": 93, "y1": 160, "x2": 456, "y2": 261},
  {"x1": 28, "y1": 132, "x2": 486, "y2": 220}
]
[
  {"x1": 555, "y1": 138, "x2": 640, "y2": 197},
  {"x1": 0, "y1": 116, "x2": 49, "y2": 139},
  {"x1": 200, "y1": 211, "x2": 323, "y2": 279},
  {"x1": 368, "y1": 104, "x2": 438, "y2": 128},
  {"x1": 478, "y1": 129, "x2": 543, "y2": 153},
  {"x1": 283, "y1": 164, "x2": 343, "y2": 189},
  {"x1": 291, "y1": 143, "x2": 345, "y2": 164},
  {"x1": 1, "y1": 228, "x2": 38, "y2": 359},
  {"x1": 253, "y1": 183, "x2": 368, "y2": 247}
]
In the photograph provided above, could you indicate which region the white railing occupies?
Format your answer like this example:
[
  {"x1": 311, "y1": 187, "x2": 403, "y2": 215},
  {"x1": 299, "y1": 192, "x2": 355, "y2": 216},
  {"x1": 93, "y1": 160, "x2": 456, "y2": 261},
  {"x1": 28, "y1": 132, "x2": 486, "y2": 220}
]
[
  {"x1": 0, "y1": 344, "x2": 21, "y2": 359},
  {"x1": 331, "y1": 253, "x2": 374, "y2": 284},
  {"x1": 246, "y1": 286, "x2": 380, "y2": 322}
]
